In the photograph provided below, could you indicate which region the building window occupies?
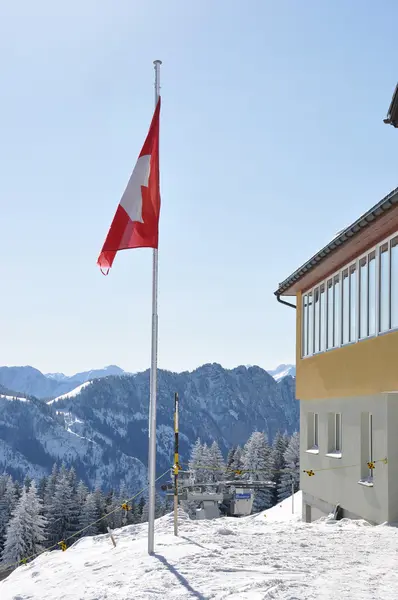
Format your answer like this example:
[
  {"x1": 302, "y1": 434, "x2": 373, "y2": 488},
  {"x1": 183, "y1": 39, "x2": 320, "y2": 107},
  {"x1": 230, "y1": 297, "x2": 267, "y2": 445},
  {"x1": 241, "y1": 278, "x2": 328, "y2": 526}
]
[
  {"x1": 333, "y1": 275, "x2": 340, "y2": 347},
  {"x1": 327, "y1": 413, "x2": 342, "y2": 455},
  {"x1": 359, "y1": 256, "x2": 368, "y2": 339},
  {"x1": 327, "y1": 279, "x2": 334, "y2": 349},
  {"x1": 301, "y1": 230, "x2": 398, "y2": 358},
  {"x1": 307, "y1": 412, "x2": 319, "y2": 451},
  {"x1": 342, "y1": 269, "x2": 350, "y2": 344},
  {"x1": 368, "y1": 251, "x2": 376, "y2": 337},
  {"x1": 308, "y1": 291, "x2": 314, "y2": 355},
  {"x1": 360, "y1": 412, "x2": 373, "y2": 483},
  {"x1": 320, "y1": 283, "x2": 326, "y2": 351},
  {"x1": 349, "y1": 264, "x2": 356, "y2": 342},
  {"x1": 391, "y1": 236, "x2": 398, "y2": 329},
  {"x1": 302, "y1": 294, "x2": 308, "y2": 357},
  {"x1": 379, "y1": 243, "x2": 390, "y2": 332},
  {"x1": 314, "y1": 288, "x2": 320, "y2": 353}
]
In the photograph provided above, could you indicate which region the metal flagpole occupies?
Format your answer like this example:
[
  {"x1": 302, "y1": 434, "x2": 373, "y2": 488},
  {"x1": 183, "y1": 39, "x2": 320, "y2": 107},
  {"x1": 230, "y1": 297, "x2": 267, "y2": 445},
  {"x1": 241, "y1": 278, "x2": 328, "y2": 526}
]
[
  {"x1": 148, "y1": 59, "x2": 162, "y2": 556},
  {"x1": 173, "y1": 392, "x2": 179, "y2": 536}
]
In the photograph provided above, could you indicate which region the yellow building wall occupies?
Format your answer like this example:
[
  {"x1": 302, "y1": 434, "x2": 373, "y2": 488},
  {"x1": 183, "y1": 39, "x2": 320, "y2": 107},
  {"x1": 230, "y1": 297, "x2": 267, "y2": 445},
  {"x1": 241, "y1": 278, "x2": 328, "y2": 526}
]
[{"x1": 295, "y1": 291, "x2": 398, "y2": 400}]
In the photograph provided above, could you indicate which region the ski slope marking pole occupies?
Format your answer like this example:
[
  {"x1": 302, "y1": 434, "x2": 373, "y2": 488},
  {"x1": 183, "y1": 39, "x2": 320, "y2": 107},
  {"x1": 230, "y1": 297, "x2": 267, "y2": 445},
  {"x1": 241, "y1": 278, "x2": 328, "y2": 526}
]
[
  {"x1": 291, "y1": 477, "x2": 294, "y2": 514},
  {"x1": 174, "y1": 391, "x2": 179, "y2": 536},
  {"x1": 107, "y1": 527, "x2": 117, "y2": 548}
]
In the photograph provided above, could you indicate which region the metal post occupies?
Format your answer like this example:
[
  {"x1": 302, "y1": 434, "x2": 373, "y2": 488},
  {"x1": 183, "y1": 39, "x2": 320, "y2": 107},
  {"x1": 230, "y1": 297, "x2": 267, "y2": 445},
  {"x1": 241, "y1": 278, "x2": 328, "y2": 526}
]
[
  {"x1": 148, "y1": 59, "x2": 162, "y2": 556},
  {"x1": 174, "y1": 392, "x2": 179, "y2": 536},
  {"x1": 291, "y1": 477, "x2": 294, "y2": 514}
]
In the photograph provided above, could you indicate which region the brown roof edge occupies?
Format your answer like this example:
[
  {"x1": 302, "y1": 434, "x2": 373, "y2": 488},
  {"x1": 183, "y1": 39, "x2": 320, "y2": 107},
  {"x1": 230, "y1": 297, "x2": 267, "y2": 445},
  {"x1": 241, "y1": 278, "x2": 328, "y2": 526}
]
[{"x1": 275, "y1": 186, "x2": 398, "y2": 297}]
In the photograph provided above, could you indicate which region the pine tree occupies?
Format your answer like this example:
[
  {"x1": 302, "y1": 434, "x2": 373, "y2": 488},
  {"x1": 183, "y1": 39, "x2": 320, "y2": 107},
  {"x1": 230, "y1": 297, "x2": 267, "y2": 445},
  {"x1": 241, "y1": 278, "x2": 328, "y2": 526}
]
[
  {"x1": 37, "y1": 476, "x2": 48, "y2": 502},
  {"x1": 76, "y1": 480, "x2": 89, "y2": 506},
  {"x1": 208, "y1": 441, "x2": 225, "y2": 482},
  {"x1": 47, "y1": 469, "x2": 79, "y2": 546},
  {"x1": 242, "y1": 431, "x2": 274, "y2": 512},
  {"x1": 0, "y1": 476, "x2": 18, "y2": 554},
  {"x1": 1, "y1": 483, "x2": 46, "y2": 566},
  {"x1": 229, "y1": 445, "x2": 244, "y2": 480},
  {"x1": 93, "y1": 488, "x2": 107, "y2": 534},
  {"x1": 26, "y1": 481, "x2": 47, "y2": 555},
  {"x1": 140, "y1": 496, "x2": 149, "y2": 523},
  {"x1": 23, "y1": 475, "x2": 32, "y2": 492},
  {"x1": 226, "y1": 447, "x2": 236, "y2": 470},
  {"x1": 79, "y1": 493, "x2": 99, "y2": 537},
  {"x1": 271, "y1": 432, "x2": 290, "y2": 503},
  {"x1": 278, "y1": 432, "x2": 300, "y2": 503},
  {"x1": 189, "y1": 438, "x2": 211, "y2": 483}
]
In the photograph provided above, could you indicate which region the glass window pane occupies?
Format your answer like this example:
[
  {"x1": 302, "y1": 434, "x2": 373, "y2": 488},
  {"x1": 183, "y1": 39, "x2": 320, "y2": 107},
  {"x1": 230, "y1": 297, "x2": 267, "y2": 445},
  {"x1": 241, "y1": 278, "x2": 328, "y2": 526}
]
[
  {"x1": 327, "y1": 279, "x2": 334, "y2": 349},
  {"x1": 392, "y1": 237, "x2": 398, "y2": 329},
  {"x1": 302, "y1": 295, "x2": 308, "y2": 356},
  {"x1": 359, "y1": 257, "x2": 368, "y2": 339},
  {"x1": 336, "y1": 413, "x2": 341, "y2": 452},
  {"x1": 320, "y1": 284, "x2": 326, "y2": 351},
  {"x1": 380, "y1": 243, "x2": 390, "y2": 332},
  {"x1": 368, "y1": 251, "x2": 376, "y2": 336},
  {"x1": 342, "y1": 269, "x2": 349, "y2": 344},
  {"x1": 349, "y1": 264, "x2": 356, "y2": 342},
  {"x1": 308, "y1": 291, "x2": 314, "y2": 355},
  {"x1": 334, "y1": 275, "x2": 340, "y2": 346},
  {"x1": 314, "y1": 288, "x2": 320, "y2": 353},
  {"x1": 314, "y1": 413, "x2": 319, "y2": 448}
]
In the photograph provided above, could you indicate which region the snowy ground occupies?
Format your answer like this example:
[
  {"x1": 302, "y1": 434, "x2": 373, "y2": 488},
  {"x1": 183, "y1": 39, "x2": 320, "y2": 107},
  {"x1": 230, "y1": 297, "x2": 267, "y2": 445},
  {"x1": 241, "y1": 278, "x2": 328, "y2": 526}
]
[{"x1": 2, "y1": 492, "x2": 398, "y2": 599}]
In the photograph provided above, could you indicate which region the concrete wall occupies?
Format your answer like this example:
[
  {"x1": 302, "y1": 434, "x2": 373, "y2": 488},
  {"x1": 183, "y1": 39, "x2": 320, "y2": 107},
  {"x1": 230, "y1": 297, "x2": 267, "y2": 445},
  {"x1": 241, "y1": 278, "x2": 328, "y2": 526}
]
[{"x1": 300, "y1": 394, "x2": 394, "y2": 524}]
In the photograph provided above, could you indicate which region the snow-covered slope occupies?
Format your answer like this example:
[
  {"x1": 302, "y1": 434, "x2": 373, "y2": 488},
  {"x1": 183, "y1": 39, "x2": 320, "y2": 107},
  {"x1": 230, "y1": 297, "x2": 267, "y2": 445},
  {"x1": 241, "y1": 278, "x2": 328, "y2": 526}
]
[
  {"x1": 0, "y1": 394, "x2": 147, "y2": 491},
  {"x1": 2, "y1": 501, "x2": 398, "y2": 599},
  {"x1": 267, "y1": 364, "x2": 296, "y2": 381},
  {"x1": 0, "y1": 365, "x2": 128, "y2": 399},
  {"x1": 47, "y1": 381, "x2": 93, "y2": 405}
]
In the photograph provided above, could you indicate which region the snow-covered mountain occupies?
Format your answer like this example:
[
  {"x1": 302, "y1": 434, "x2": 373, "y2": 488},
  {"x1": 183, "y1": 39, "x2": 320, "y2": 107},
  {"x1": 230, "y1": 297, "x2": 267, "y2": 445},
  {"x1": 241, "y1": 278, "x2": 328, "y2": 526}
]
[
  {"x1": 0, "y1": 364, "x2": 298, "y2": 491},
  {"x1": 0, "y1": 365, "x2": 128, "y2": 400},
  {"x1": 267, "y1": 364, "x2": 296, "y2": 381}
]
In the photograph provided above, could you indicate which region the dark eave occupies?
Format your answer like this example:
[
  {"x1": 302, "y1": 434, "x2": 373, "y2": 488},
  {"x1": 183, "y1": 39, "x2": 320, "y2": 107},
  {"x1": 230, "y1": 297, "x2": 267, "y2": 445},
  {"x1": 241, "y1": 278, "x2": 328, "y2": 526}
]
[
  {"x1": 384, "y1": 83, "x2": 398, "y2": 128},
  {"x1": 275, "y1": 186, "x2": 398, "y2": 297}
]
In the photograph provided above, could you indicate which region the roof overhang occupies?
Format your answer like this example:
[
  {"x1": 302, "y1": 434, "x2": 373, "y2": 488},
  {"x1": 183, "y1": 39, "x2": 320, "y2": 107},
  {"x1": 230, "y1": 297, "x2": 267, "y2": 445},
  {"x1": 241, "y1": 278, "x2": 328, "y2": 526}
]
[
  {"x1": 275, "y1": 186, "x2": 398, "y2": 297},
  {"x1": 384, "y1": 83, "x2": 398, "y2": 128}
]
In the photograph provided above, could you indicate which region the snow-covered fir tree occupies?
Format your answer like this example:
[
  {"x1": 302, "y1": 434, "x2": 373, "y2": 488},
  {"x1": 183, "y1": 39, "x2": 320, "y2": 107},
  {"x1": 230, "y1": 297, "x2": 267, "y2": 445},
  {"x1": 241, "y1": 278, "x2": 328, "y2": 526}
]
[
  {"x1": 277, "y1": 431, "x2": 300, "y2": 502},
  {"x1": 46, "y1": 467, "x2": 79, "y2": 545},
  {"x1": 271, "y1": 432, "x2": 290, "y2": 503},
  {"x1": 1, "y1": 483, "x2": 46, "y2": 566},
  {"x1": 229, "y1": 445, "x2": 244, "y2": 480},
  {"x1": 207, "y1": 441, "x2": 226, "y2": 482},
  {"x1": 79, "y1": 493, "x2": 99, "y2": 537},
  {"x1": 189, "y1": 438, "x2": 211, "y2": 484},
  {"x1": 0, "y1": 476, "x2": 18, "y2": 554},
  {"x1": 242, "y1": 431, "x2": 274, "y2": 512}
]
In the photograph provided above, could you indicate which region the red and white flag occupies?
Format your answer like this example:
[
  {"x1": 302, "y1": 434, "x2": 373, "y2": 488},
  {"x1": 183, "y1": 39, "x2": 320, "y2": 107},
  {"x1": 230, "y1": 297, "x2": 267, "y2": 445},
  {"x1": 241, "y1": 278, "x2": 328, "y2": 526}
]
[{"x1": 97, "y1": 98, "x2": 161, "y2": 273}]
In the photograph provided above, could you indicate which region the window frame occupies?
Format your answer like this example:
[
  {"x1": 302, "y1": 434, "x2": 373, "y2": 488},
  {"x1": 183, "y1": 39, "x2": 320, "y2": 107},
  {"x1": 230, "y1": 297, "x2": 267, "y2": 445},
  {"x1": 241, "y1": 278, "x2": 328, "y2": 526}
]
[{"x1": 301, "y1": 230, "x2": 398, "y2": 358}]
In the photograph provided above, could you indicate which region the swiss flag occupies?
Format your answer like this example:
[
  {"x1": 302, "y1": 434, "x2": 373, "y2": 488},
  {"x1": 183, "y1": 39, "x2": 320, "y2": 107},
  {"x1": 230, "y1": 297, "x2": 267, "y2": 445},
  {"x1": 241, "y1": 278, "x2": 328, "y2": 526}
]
[{"x1": 97, "y1": 98, "x2": 161, "y2": 273}]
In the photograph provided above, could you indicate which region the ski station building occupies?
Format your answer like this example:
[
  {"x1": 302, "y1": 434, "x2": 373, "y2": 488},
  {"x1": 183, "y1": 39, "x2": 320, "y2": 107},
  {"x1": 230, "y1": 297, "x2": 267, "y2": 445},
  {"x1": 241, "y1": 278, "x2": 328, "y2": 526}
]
[{"x1": 275, "y1": 186, "x2": 398, "y2": 524}]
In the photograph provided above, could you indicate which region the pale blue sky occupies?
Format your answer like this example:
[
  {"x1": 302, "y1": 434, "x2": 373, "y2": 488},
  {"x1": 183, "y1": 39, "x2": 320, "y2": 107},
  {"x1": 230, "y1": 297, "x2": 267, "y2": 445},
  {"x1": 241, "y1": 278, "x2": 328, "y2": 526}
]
[{"x1": 1, "y1": 0, "x2": 397, "y2": 375}]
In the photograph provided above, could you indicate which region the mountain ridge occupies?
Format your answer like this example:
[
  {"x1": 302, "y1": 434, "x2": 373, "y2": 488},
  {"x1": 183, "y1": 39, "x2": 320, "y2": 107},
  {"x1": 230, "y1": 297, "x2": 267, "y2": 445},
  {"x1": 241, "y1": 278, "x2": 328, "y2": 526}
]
[
  {"x1": 0, "y1": 363, "x2": 295, "y2": 400},
  {"x1": 0, "y1": 364, "x2": 298, "y2": 491}
]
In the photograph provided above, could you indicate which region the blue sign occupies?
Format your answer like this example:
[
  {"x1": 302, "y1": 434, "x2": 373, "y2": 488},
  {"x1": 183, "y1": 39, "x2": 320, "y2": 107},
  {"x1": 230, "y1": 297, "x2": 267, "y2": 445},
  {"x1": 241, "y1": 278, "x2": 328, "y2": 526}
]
[{"x1": 235, "y1": 493, "x2": 251, "y2": 499}]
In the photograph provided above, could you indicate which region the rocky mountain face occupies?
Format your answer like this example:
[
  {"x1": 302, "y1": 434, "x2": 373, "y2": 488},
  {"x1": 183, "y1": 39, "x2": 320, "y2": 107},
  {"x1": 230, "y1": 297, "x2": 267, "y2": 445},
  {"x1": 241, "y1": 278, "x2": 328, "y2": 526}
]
[{"x1": 0, "y1": 364, "x2": 298, "y2": 492}]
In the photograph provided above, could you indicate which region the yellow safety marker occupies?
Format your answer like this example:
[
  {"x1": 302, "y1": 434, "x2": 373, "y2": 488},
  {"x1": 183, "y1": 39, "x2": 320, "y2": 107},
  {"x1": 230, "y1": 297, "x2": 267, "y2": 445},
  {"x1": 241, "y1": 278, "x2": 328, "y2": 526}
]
[
  {"x1": 367, "y1": 462, "x2": 375, "y2": 470},
  {"x1": 303, "y1": 469, "x2": 315, "y2": 477},
  {"x1": 121, "y1": 502, "x2": 131, "y2": 511},
  {"x1": 58, "y1": 541, "x2": 67, "y2": 552}
]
